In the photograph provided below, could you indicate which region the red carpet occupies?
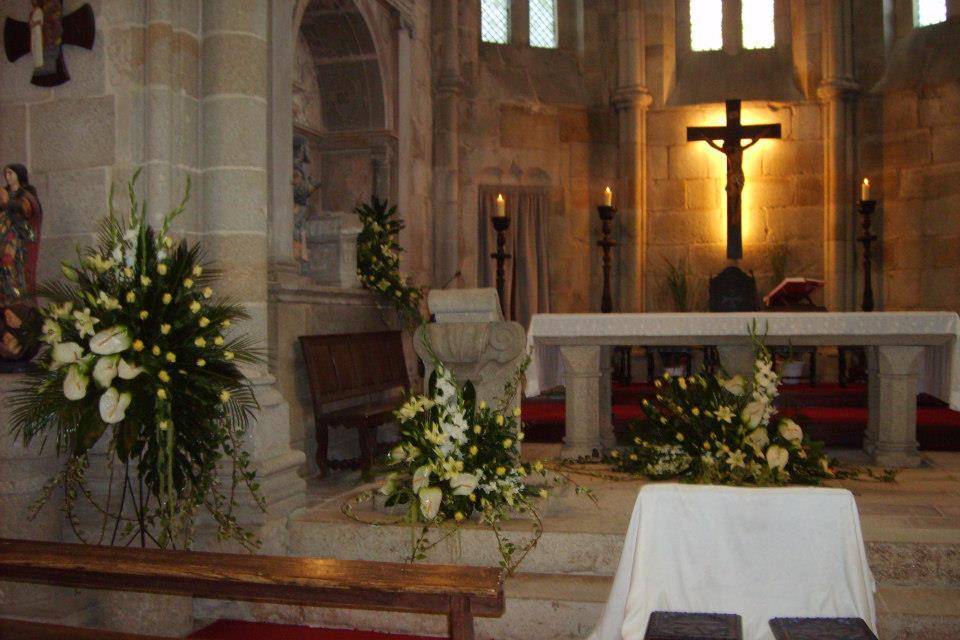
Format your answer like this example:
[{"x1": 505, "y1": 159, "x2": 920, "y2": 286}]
[
  {"x1": 189, "y1": 619, "x2": 441, "y2": 639},
  {"x1": 522, "y1": 383, "x2": 960, "y2": 450}
]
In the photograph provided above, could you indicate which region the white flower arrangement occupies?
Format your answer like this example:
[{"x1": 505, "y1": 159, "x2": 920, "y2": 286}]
[{"x1": 613, "y1": 322, "x2": 834, "y2": 485}]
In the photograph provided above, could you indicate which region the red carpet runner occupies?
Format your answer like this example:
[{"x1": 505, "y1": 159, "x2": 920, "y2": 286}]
[{"x1": 190, "y1": 619, "x2": 442, "y2": 639}]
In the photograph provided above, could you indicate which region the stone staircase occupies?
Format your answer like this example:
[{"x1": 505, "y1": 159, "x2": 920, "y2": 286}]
[{"x1": 194, "y1": 453, "x2": 960, "y2": 639}]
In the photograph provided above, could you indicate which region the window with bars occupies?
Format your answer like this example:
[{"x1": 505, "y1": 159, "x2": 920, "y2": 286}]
[
  {"x1": 481, "y1": 0, "x2": 511, "y2": 44},
  {"x1": 915, "y1": 0, "x2": 948, "y2": 26},
  {"x1": 690, "y1": 0, "x2": 723, "y2": 51},
  {"x1": 529, "y1": 0, "x2": 558, "y2": 48}
]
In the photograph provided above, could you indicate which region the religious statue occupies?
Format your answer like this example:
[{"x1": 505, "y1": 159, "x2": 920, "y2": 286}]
[
  {"x1": 292, "y1": 135, "x2": 321, "y2": 264},
  {"x1": 0, "y1": 163, "x2": 43, "y2": 366},
  {"x1": 4, "y1": 0, "x2": 96, "y2": 87}
]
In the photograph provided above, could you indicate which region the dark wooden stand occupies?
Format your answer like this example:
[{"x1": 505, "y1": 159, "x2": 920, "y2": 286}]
[
  {"x1": 490, "y1": 215, "x2": 511, "y2": 313},
  {"x1": 597, "y1": 205, "x2": 617, "y2": 313},
  {"x1": 857, "y1": 199, "x2": 877, "y2": 312}
]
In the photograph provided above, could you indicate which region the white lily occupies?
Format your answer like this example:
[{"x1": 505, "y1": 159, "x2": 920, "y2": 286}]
[
  {"x1": 40, "y1": 319, "x2": 62, "y2": 345},
  {"x1": 51, "y1": 342, "x2": 84, "y2": 369},
  {"x1": 412, "y1": 464, "x2": 432, "y2": 492},
  {"x1": 98, "y1": 387, "x2": 132, "y2": 424},
  {"x1": 63, "y1": 365, "x2": 89, "y2": 400},
  {"x1": 418, "y1": 486, "x2": 442, "y2": 520},
  {"x1": 389, "y1": 445, "x2": 407, "y2": 462},
  {"x1": 89, "y1": 326, "x2": 132, "y2": 355},
  {"x1": 92, "y1": 355, "x2": 120, "y2": 388},
  {"x1": 117, "y1": 358, "x2": 143, "y2": 380},
  {"x1": 72, "y1": 307, "x2": 99, "y2": 338},
  {"x1": 50, "y1": 301, "x2": 73, "y2": 319},
  {"x1": 96, "y1": 291, "x2": 122, "y2": 311}
]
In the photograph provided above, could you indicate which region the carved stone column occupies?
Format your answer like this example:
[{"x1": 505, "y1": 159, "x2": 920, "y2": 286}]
[
  {"x1": 268, "y1": 0, "x2": 298, "y2": 279},
  {"x1": 869, "y1": 346, "x2": 924, "y2": 468},
  {"x1": 614, "y1": 0, "x2": 652, "y2": 312},
  {"x1": 560, "y1": 346, "x2": 604, "y2": 458},
  {"x1": 433, "y1": 0, "x2": 461, "y2": 286},
  {"x1": 818, "y1": 0, "x2": 859, "y2": 312}
]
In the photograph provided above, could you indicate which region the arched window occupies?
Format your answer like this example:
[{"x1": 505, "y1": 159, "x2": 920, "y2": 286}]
[
  {"x1": 481, "y1": 0, "x2": 511, "y2": 44},
  {"x1": 529, "y1": 0, "x2": 558, "y2": 48},
  {"x1": 915, "y1": 0, "x2": 947, "y2": 26}
]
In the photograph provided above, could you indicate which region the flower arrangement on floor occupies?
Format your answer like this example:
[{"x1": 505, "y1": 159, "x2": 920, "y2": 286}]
[
  {"x1": 612, "y1": 324, "x2": 833, "y2": 485},
  {"x1": 9, "y1": 171, "x2": 263, "y2": 549},
  {"x1": 355, "y1": 197, "x2": 423, "y2": 326},
  {"x1": 343, "y1": 351, "x2": 593, "y2": 573}
]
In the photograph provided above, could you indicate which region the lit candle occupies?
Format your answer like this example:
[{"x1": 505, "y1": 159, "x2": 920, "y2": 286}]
[
  {"x1": 603, "y1": 186, "x2": 613, "y2": 207},
  {"x1": 860, "y1": 178, "x2": 870, "y2": 201},
  {"x1": 495, "y1": 193, "x2": 506, "y2": 217}
]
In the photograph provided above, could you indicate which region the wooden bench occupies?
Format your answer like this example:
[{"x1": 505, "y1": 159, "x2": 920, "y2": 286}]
[
  {"x1": 299, "y1": 331, "x2": 410, "y2": 477},
  {"x1": 0, "y1": 537, "x2": 505, "y2": 640}
]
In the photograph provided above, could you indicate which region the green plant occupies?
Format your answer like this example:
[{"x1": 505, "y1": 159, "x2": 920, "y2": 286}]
[
  {"x1": 611, "y1": 323, "x2": 833, "y2": 486},
  {"x1": 663, "y1": 258, "x2": 689, "y2": 311},
  {"x1": 355, "y1": 197, "x2": 423, "y2": 326},
  {"x1": 9, "y1": 171, "x2": 263, "y2": 550},
  {"x1": 770, "y1": 242, "x2": 792, "y2": 285}
]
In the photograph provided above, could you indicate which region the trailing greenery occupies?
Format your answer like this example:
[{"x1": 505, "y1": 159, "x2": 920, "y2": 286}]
[
  {"x1": 663, "y1": 257, "x2": 689, "y2": 312},
  {"x1": 9, "y1": 171, "x2": 263, "y2": 550},
  {"x1": 355, "y1": 197, "x2": 423, "y2": 326},
  {"x1": 611, "y1": 323, "x2": 834, "y2": 486}
]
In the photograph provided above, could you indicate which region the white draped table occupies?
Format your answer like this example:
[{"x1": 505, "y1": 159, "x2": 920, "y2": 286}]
[
  {"x1": 589, "y1": 484, "x2": 877, "y2": 640},
  {"x1": 525, "y1": 311, "x2": 960, "y2": 466}
]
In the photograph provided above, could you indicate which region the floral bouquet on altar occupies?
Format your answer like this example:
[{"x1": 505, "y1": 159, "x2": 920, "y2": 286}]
[
  {"x1": 9, "y1": 171, "x2": 263, "y2": 549},
  {"x1": 612, "y1": 324, "x2": 833, "y2": 485}
]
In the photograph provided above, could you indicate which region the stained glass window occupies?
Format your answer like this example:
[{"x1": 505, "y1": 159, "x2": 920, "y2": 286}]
[
  {"x1": 529, "y1": 0, "x2": 558, "y2": 48},
  {"x1": 916, "y1": 0, "x2": 947, "y2": 27},
  {"x1": 742, "y1": 0, "x2": 776, "y2": 49},
  {"x1": 690, "y1": 0, "x2": 723, "y2": 52},
  {"x1": 481, "y1": 0, "x2": 511, "y2": 44}
]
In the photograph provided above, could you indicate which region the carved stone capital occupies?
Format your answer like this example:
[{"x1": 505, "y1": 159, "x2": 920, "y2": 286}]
[
  {"x1": 613, "y1": 85, "x2": 653, "y2": 111},
  {"x1": 817, "y1": 77, "x2": 860, "y2": 102}
]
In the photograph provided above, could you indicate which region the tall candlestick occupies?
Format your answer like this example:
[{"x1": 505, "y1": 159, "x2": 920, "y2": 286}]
[
  {"x1": 597, "y1": 204, "x2": 617, "y2": 313},
  {"x1": 860, "y1": 178, "x2": 870, "y2": 201},
  {"x1": 495, "y1": 193, "x2": 506, "y2": 217},
  {"x1": 603, "y1": 186, "x2": 613, "y2": 207},
  {"x1": 490, "y1": 215, "x2": 511, "y2": 313}
]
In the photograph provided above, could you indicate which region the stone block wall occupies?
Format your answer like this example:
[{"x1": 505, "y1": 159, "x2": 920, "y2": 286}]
[{"x1": 644, "y1": 101, "x2": 825, "y2": 310}]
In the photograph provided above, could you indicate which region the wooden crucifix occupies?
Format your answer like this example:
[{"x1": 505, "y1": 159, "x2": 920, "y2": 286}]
[
  {"x1": 4, "y1": 0, "x2": 96, "y2": 87},
  {"x1": 686, "y1": 99, "x2": 781, "y2": 260}
]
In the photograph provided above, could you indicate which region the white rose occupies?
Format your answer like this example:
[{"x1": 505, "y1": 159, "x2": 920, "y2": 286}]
[
  {"x1": 766, "y1": 445, "x2": 789, "y2": 471},
  {"x1": 450, "y1": 472, "x2": 479, "y2": 496},
  {"x1": 92, "y1": 355, "x2": 120, "y2": 389},
  {"x1": 720, "y1": 375, "x2": 745, "y2": 396},
  {"x1": 63, "y1": 365, "x2": 89, "y2": 400},
  {"x1": 51, "y1": 342, "x2": 84, "y2": 369},
  {"x1": 778, "y1": 418, "x2": 803, "y2": 444},
  {"x1": 412, "y1": 464, "x2": 432, "y2": 492},
  {"x1": 98, "y1": 387, "x2": 132, "y2": 424},
  {"x1": 418, "y1": 486, "x2": 442, "y2": 520},
  {"x1": 89, "y1": 326, "x2": 132, "y2": 355}
]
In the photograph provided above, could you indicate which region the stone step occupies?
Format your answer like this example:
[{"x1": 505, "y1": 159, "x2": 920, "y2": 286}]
[{"x1": 193, "y1": 573, "x2": 960, "y2": 640}]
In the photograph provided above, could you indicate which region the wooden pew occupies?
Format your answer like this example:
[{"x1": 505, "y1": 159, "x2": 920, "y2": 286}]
[
  {"x1": 0, "y1": 538, "x2": 504, "y2": 640},
  {"x1": 299, "y1": 331, "x2": 410, "y2": 477}
]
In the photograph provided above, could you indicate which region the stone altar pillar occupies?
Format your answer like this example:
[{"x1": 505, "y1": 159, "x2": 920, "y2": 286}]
[
  {"x1": 560, "y1": 346, "x2": 605, "y2": 458},
  {"x1": 413, "y1": 289, "x2": 526, "y2": 415},
  {"x1": 868, "y1": 346, "x2": 924, "y2": 468}
]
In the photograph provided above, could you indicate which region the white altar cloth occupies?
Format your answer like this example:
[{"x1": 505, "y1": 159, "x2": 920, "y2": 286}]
[
  {"x1": 525, "y1": 311, "x2": 960, "y2": 408},
  {"x1": 589, "y1": 484, "x2": 876, "y2": 640}
]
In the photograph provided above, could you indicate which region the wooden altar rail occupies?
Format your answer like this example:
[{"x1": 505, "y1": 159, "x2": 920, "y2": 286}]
[{"x1": 0, "y1": 538, "x2": 505, "y2": 640}]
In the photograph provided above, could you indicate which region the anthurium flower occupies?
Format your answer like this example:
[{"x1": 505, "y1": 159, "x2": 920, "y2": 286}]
[
  {"x1": 412, "y1": 464, "x2": 432, "y2": 492},
  {"x1": 63, "y1": 365, "x2": 89, "y2": 400},
  {"x1": 117, "y1": 358, "x2": 143, "y2": 380},
  {"x1": 778, "y1": 419, "x2": 803, "y2": 444},
  {"x1": 766, "y1": 445, "x2": 789, "y2": 470},
  {"x1": 92, "y1": 355, "x2": 120, "y2": 388},
  {"x1": 51, "y1": 342, "x2": 84, "y2": 369},
  {"x1": 99, "y1": 387, "x2": 132, "y2": 424},
  {"x1": 720, "y1": 375, "x2": 746, "y2": 395},
  {"x1": 450, "y1": 472, "x2": 478, "y2": 496},
  {"x1": 90, "y1": 326, "x2": 132, "y2": 355},
  {"x1": 418, "y1": 486, "x2": 442, "y2": 520}
]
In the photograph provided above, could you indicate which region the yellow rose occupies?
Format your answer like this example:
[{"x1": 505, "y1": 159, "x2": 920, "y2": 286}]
[
  {"x1": 199, "y1": 317, "x2": 210, "y2": 328},
  {"x1": 213, "y1": 336, "x2": 224, "y2": 346},
  {"x1": 132, "y1": 339, "x2": 144, "y2": 352},
  {"x1": 189, "y1": 301, "x2": 201, "y2": 313},
  {"x1": 502, "y1": 438, "x2": 513, "y2": 449},
  {"x1": 125, "y1": 291, "x2": 136, "y2": 303},
  {"x1": 157, "y1": 264, "x2": 168, "y2": 275},
  {"x1": 469, "y1": 445, "x2": 478, "y2": 455},
  {"x1": 139, "y1": 310, "x2": 149, "y2": 320},
  {"x1": 202, "y1": 287, "x2": 212, "y2": 299},
  {"x1": 158, "y1": 370, "x2": 170, "y2": 383},
  {"x1": 151, "y1": 345, "x2": 161, "y2": 356},
  {"x1": 221, "y1": 320, "x2": 231, "y2": 329},
  {"x1": 219, "y1": 390, "x2": 231, "y2": 403},
  {"x1": 194, "y1": 337, "x2": 206, "y2": 348},
  {"x1": 156, "y1": 388, "x2": 167, "y2": 400},
  {"x1": 224, "y1": 351, "x2": 234, "y2": 360},
  {"x1": 454, "y1": 512, "x2": 465, "y2": 522},
  {"x1": 160, "y1": 324, "x2": 171, "y2": 335},
  {"x1": 192, "y1": 265, "x2": 202, "y2": 277},
  {"x1": 162, "y1": 293, "x2": 172, "y2": 305},
  {"x1": 473, "y1": 425, "x2": 481, "y2": 434},
  {"x1": 165, "y1": 352, "x2": 176, "y2": 363},
  {"x1": 183, "y1": 278, "x2": 194, "y2": 289},
  {"x1": 495, "y1": 414, "x2": 505, "y2": 426},
  {"x1": 495, "y1": 466, "x2": 506, "y2": 476},
  {"x1": 140, "y1": 275, "x2": 151, "y2": 286},
  {"x1": 468, "y1": 493, "x2": 477, "y2": 502},
  {"x1": 196, "y1": 359, "x2": 206, "y2": 367}
]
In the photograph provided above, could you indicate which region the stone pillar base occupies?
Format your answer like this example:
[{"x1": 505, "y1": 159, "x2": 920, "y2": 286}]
[
  {"x1": 869, "y1": 346, "x2": 924, "y2": 468},
  {"x1": 560, "y1": 346, "x2": 603, "y2": 458}
]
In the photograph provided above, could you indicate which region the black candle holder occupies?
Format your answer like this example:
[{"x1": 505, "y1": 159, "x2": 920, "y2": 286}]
[
  {"x1": 490, "y1": 215, "x2": 511, "y2": 312},
  {"x1": 597, "y1": 205, "x2": 617, "y2": 313},
  {"x1": 857, "y1": 199, "x2": 877, "y2": 312}
]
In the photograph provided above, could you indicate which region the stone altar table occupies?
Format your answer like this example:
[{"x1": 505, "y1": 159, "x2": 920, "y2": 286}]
[{"x1": 525, "y1": 312, "x2": 960, "y2": 466}]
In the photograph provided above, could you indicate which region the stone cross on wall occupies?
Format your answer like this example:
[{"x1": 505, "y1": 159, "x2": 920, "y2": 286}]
[{"x1": 686, "y1": 99, "x2": 781, "y2": 260}]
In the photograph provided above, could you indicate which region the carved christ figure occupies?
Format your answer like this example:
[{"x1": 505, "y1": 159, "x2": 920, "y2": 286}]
[{"x1": 703, "y1": 135, "x2": 761, "y2": 228}]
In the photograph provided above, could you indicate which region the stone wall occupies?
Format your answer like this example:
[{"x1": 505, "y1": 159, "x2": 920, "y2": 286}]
[
  {"x1": 456, "y1": 0, "x2": 619, "y2": 314},
  {"x1": 878, "y1": 19, "x2": 960, "y2": 313}
]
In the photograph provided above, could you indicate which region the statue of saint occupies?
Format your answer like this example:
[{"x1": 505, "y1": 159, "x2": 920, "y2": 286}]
[{"x1": 0, "y1": 164, "x2": 44, "y2": 365}]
